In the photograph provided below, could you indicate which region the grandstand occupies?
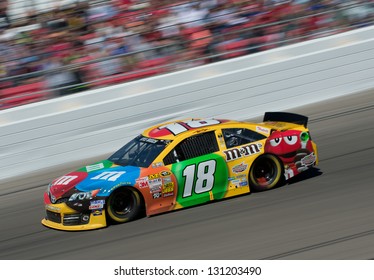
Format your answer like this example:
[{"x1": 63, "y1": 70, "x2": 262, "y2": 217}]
[
  {"x1": 1, "y1": 0, "x2": 373, "y2": 109},
  {"x1": 6, "y1": 0, "x2": 93, "y2": 20}
]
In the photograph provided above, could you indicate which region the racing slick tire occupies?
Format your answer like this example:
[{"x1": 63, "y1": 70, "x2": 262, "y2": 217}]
[
  {"x1": 249, "y1": 154, "x2": 283, "y2": 192},
  {"x1": 106, "y1": 187, "x2": 144, "y2": 224}
]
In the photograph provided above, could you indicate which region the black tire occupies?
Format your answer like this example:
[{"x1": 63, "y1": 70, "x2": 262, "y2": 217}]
[
  {"x1": 249, "y1": 154, "x2": 283, "y2": 192},
  {"x1": 106, "y1": 187, "x2": 143, "y2": 224}
]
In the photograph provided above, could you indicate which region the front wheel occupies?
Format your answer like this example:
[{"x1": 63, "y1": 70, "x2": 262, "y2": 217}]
[
  {"x1": 106, "y1": 188, "x2": 143, "y2": 224},
  {"x1": 249, "y1": 154, "x2": 283, "y2": 192}
]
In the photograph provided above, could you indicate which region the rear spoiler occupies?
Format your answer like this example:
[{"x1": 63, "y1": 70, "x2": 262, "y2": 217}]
[{"x1": 263, "y1": 112, "x2": 308, "y2": 128}]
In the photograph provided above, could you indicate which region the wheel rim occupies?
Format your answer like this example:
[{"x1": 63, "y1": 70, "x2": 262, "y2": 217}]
[
  {"x1": 253, "y1": 158, "x2": 276, "y2": 186},
  {"x1": 110, "y1": 190, "x2": 135, "y2": 218}
]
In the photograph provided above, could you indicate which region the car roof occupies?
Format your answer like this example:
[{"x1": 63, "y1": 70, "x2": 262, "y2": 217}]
[{"x1": 142, "y1": 118, "x2": 266, "y2": 141}]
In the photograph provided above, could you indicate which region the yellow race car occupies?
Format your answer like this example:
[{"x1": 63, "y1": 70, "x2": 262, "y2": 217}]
[{"x1": 42, "y1": 112, "x2": 318, "y2": 231}]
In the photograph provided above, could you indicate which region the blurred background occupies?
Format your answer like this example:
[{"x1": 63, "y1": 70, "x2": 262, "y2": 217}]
[{"x1": 0, "y1": 0, "x2": 373, "y2": 110}]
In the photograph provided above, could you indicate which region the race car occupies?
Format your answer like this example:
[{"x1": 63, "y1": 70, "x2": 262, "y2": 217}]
[{"x1": 42, "y1": 112, "x2": 318, "y2": 231}]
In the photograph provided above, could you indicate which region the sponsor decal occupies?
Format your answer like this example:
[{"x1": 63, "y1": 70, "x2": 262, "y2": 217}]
[
  {"x1": 229, "y1": 179, "x2": 240, "y2": 190},
  {"x1": 148, "y1": 173, "x2": 160, "y2": 180},
  {"x1": 232, "y1": 162, "x2": 248, "y2": 173},
  {"x1": 149, "y1": 178, "x2": 162, "y2": 187},
  {"x1": 239, "y1": 180, "x2": 248, "y2": 187},
  {"x1": 163, "y1": 182, "x2": 174, "y2": 188},
  {"x1": 92, "y1": 210, "x2": 103, "y2": 216},
  {"x1": 136, "y1": 177, "x2": 149, "y2": 188},
  {"x1": 160, "y1": 170, "x2": 172, "y2": 177},
  {"x1": 229, "y1": 178, "x2": 248, "y2": 188},
  {"x1": 86, "y1": 163, "x2": 104, "y2": 172},
  {"x1": 256, "y1": 126, "x2": 270, "y2": 134},
  {"x1": 150, "y1": 185, "x2": 162, "y2": 193},
  {"x1": 89, "y1": 200, "x2": 105, "y2": 210},
  {"x1": 149, "y1": 171, "x2": 172, "y2": 179},
  {"x1": 69, "y1": 190, "x2": 99, "y2": 201},
  {"x1": 231, "y1": 179, "x2": 240, "y2": 186},
  {"x1": 163, "y1": 176, "x2": 172, "y2": 184},
  {"x1": 162, "y1": 182, "x2": 174, "y2": 194},
  {"x1": 223, "y1": 143, "x2": 262, "y2": 161},
  {"x1": 301, "y1": 152, "x2": 316, "y2": 166},
  {"x1": 153, "y1": 192, "x2": 162, "y2": 199},
  {"x1": 228, "y1": 174, "x2": 247, "y2": 182},
  {"x1": 140, "y1": 137, "x2": 158, "y2": 144},
  {"x1": 91, "y1": 171, "x2": 126, "y2": 182},
  {"x1": 163, "y1": 192, "x2": 174, "y2": 198},
  {"x1": 50, "y1": 194, "x2": 57, "y2": 203},
  {"x1": 108, "y1": 183, "x2": 125, "y2": 193},
  {"x1": 149, "y1": 178, "x2": 162, "y2": 193},
  {"x1": 152, "y1": 162, "x2": 164, "y2": 168}
]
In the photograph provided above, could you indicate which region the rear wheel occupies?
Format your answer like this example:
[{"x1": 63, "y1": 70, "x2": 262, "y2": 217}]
[
  {"x1": 106, "y1": 188, "x2": 143, "y2": 224},
  {"x1": 249, "y1": 154, "x2": 283, "y2": 191}
]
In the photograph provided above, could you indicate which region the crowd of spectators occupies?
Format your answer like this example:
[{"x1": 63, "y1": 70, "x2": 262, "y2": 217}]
[{"x1": 0, "y1": 0, "x2": 373, "y2": 109}]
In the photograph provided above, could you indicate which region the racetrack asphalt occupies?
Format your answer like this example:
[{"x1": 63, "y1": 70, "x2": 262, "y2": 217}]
[{"x1": 1, "y1": 90, "x2": 373, "y2": 260}]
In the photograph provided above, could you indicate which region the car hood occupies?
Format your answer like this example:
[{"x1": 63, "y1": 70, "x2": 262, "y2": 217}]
[{"x1": 48, "y1": 160, "x2": 141, "y2": 202}]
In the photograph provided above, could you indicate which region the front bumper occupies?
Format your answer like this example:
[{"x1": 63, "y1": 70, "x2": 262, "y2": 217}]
[{"x1": 41, "y1": 202, "x2": 107, "y2": 231}]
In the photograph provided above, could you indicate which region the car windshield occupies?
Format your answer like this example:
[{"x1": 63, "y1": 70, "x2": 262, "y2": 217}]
[{"x1": 108, "y1": 135, "x2": 171, "y2": 168}]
